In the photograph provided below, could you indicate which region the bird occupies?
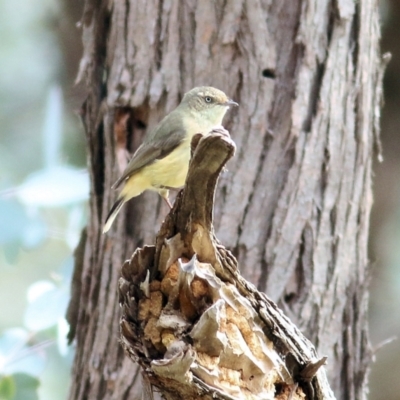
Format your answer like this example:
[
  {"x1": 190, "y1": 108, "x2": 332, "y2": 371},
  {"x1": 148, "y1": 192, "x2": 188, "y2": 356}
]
[{"x1": 102, "y1": 86, "x2": 238, "y2": 233}]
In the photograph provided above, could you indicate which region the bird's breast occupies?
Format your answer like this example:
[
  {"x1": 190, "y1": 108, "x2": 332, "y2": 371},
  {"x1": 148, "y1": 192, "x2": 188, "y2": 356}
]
[{"x1": 142, "y1": 139, "x2": 191, "y2": 188}]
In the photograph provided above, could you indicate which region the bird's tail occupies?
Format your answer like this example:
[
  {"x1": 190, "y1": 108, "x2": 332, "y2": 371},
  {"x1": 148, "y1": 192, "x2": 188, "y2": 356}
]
[{"x1": 102, "y1": 198, "x2": 124, "y2": 233}]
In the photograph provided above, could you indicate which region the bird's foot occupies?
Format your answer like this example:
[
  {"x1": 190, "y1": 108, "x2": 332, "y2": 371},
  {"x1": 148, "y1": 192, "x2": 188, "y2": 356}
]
[{"x1": 211, "y1": 125, "x2": 230, "y2": 138}]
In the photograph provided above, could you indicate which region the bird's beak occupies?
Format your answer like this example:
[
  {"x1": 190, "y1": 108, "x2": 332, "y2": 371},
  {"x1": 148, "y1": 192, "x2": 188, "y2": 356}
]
[{"x1": 225, "y1": 99, "x2": 239, "y2": 107}]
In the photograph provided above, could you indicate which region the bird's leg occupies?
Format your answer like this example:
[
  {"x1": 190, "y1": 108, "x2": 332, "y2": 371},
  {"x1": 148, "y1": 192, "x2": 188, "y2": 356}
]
[
  {"x1": 159, "y1": 189, "x2": 173, "y2": 209},
  {"x1": 163, "y1": 196, "x2": 173, "y2": 209}
]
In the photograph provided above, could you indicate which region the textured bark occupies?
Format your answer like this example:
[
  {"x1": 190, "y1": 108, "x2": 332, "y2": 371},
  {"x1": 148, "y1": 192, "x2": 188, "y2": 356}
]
[{"x1": 68, "y1": 1, "x2": 383, "y2": 399}]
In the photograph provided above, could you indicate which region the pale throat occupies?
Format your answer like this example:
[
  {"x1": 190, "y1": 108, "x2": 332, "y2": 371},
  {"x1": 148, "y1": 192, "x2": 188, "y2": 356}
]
[{"x1": 191, "y1": 106, "x2": 229, "y2": 133}]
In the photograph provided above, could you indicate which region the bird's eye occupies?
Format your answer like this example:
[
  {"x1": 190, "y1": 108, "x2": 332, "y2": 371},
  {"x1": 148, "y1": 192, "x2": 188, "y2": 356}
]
[{"x1": 205, "y1": 96, "x2": 212, "y2": 103}]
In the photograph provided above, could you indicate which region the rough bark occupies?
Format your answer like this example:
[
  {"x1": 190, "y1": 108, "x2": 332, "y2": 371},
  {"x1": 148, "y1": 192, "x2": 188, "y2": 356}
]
[{"x1": 68, "y1": 1, "x2": 383, "y2": 399}]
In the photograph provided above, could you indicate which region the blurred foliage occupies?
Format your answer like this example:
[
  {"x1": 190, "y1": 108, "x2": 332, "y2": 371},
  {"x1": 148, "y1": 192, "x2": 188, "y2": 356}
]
[
  {"x1": 0, "y1": 374, "x2": 40, "y2": 400},
  {"x1": 0, "y1": 0, "x2": 85, "y2": 399}
]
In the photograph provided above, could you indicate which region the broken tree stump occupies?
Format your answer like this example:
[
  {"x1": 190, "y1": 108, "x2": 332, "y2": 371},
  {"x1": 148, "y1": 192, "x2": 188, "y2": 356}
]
[{"x1": 118, "y1": 129, "x2": 336, "y2": 400}]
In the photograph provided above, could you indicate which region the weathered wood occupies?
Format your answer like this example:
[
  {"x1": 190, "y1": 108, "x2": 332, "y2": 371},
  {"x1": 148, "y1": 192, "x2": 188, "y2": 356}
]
[
  {"x1": 119, "y1": 131, "x2": 335, "y2": 399},
  {"x1": 68, "y1": 1, "x2": 382, "y2": 399}
]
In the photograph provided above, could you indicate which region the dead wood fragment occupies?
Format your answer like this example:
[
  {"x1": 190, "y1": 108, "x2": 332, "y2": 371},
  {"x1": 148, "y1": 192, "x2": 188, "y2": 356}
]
[{"x1": 118, "y1": 130, "x2": 335, "y2": 399}]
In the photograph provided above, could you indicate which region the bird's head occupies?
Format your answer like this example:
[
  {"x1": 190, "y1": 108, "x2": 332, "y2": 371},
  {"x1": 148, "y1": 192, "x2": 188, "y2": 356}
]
[{"x1": 180, "y1": 86, "x2": 238, "y2": 127}]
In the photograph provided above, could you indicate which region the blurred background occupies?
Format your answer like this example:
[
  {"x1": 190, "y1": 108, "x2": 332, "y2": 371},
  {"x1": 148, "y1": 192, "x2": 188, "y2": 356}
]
[
  {"x1": 0, "y1": 1, "x2": 398, "y2": 399},
  {"x1": 0, "y1": 1, "x2": 85, "y2": 399}
]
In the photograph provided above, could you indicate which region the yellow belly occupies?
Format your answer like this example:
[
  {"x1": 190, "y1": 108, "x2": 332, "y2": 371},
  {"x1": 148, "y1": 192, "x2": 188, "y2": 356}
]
[
  {"x1": 144, "y1": 140, "x2": 190, "y2": 188},
  {"x1": 120, "y1": 140, "x2": 190, "y2": 201}
]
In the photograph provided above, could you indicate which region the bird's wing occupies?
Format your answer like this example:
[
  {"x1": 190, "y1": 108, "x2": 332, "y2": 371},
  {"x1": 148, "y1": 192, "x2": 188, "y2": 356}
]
[{"x1": 112, "y1": 127, "x2": 187, "y2": 189}]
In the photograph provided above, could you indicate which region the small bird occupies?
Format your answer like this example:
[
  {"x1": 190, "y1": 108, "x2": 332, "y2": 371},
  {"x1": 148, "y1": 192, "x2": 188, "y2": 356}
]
[{"x1": 103, "y1": 86, "x2": 238, "y2": 233}]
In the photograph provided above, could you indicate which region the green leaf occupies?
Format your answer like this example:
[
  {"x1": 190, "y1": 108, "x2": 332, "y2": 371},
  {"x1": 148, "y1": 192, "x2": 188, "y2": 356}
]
[
  {"x1": 12, "y1": 373, "x2": 39, "y2": 400},
  {"x1": 0, "y1": 376, "x2": 16, "y2": 400}
]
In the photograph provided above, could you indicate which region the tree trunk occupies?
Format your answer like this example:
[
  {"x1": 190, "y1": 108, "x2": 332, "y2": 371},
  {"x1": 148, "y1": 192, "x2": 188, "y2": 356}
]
[{"x1": 67, "y1": 1, "x2": 383, "y2": 399}]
